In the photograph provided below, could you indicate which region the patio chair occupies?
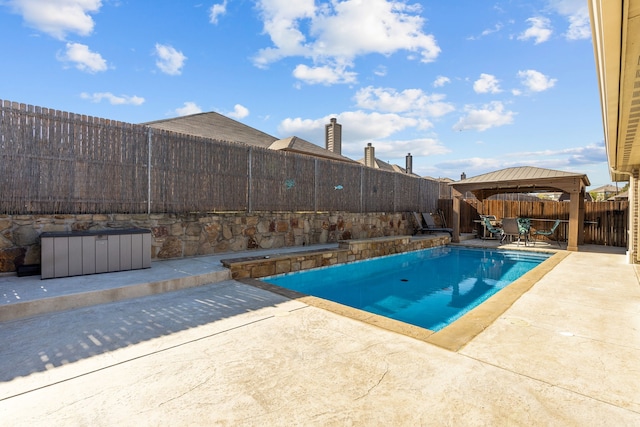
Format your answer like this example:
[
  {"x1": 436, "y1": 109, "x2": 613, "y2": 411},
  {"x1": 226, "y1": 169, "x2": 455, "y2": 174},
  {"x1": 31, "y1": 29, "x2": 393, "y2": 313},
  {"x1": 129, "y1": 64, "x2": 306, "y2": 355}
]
[
  {"x1": 516, "y1": 218, "x2": 531, "y2": 246},
  {"x1": 501, "y1": 218, "x2": 523, "y2": 245},
  {"x1": 532, "y1": 219, "x2": 562, "y2": 247},
  {"x1": 483, "y1": 217, "x2": 504, "y2": 241},
  {"x1": 480, "y1": 214, "x2": 498, "y2": 225},
  {"x1": 421, "y1": 213, "x2": 453, "y2": 237},
  {"x1": 411, "y1": 212, "x2": 430, "y2": 235}
]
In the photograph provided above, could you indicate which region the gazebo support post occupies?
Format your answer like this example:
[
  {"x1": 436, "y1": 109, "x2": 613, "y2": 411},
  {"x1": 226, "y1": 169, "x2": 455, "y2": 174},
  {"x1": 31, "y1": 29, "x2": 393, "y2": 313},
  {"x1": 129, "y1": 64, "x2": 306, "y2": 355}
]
[
  {"x1": 579, "y1": 188, "x2": 586, "y2": 245},
  {"x1": 567, "y1": 190, "x2": 584, "y2": 251},
  {"x1": 451, "y1": 188, "x2": 462, "y2": 243},
  {"x1": 452, "y1": 189, "x2": 461, "y2": 243}
]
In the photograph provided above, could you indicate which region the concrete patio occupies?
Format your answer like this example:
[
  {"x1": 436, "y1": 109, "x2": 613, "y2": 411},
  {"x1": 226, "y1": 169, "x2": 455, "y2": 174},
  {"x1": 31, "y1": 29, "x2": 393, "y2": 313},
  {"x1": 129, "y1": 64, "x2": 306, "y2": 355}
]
[{"x1": 0, "y1": 237, "x2": 638, "y2": 426}]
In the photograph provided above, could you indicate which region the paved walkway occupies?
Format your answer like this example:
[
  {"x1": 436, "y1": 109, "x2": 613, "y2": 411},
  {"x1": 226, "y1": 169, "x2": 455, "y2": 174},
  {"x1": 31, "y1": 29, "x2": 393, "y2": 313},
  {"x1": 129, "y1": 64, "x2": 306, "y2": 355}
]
[{"x1": 0, "y1": 241, "x2": 639, "y2": 425}]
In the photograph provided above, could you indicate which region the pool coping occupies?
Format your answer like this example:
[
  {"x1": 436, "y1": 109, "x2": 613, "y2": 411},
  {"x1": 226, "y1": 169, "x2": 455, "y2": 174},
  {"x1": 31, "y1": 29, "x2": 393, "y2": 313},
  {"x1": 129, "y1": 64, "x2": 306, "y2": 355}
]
[{"x1": 239, "y1": 248, "x2": 569, "y2": 352}]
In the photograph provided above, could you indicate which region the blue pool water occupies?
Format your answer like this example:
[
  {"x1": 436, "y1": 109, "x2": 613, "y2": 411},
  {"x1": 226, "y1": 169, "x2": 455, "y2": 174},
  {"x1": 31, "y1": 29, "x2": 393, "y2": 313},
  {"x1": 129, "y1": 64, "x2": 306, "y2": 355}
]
[{"x1": 262, "y1": 246, "x2": 551, "y2": 331}]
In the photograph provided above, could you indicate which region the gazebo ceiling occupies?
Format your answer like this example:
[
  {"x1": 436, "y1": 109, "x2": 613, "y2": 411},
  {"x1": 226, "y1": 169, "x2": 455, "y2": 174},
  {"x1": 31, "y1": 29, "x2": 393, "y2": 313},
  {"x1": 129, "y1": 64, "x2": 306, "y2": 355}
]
[{"x1": 449, "y1": 166, "x2": 590, "y2": 200}]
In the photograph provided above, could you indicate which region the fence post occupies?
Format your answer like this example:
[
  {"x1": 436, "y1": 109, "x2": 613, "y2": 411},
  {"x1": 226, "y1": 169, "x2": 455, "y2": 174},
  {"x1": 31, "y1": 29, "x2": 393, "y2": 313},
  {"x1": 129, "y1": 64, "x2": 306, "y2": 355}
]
[
  {"x1": 147, "y1": 128, "x2": 152, "y2": 214},
  {"x1": 393, "y1": 174, "x2": 397, "y2": 213},
  {"x1": 360, "y1": 166, "x2": 364, "y2": 213},
  {"x1": 247, "y1": 146, "x2": 252, "y2": 213},
  {"x1": 314, "y1": 158, "x2": 318, "y2": 213}
]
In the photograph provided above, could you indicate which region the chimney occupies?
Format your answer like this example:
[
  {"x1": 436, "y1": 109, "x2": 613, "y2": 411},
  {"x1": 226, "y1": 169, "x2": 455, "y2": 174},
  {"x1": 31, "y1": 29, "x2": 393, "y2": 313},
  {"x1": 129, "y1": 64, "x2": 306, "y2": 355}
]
[
  {"x1": 461, "y1": 172, "x2": 467, "y2": 180},
  {"x1": 325, "y1": 117, "x2": 342, "y2": 155},
  {"x1": 405, "y1": 153, "x2": 413, "y2": 174},
  {"x1": 364, "y1": 143, "x2": 375, "y2": 167}
]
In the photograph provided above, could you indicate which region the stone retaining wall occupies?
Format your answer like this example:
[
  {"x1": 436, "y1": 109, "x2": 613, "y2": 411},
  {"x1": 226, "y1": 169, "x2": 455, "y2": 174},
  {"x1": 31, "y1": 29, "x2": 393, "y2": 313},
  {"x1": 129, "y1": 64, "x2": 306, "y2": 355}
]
[
  {"x1": 222, "y1": 235, "x2": 450, "y2": 280},
  {"x1": 0, "y1": 212, "x2": 412, "y2": 273}
]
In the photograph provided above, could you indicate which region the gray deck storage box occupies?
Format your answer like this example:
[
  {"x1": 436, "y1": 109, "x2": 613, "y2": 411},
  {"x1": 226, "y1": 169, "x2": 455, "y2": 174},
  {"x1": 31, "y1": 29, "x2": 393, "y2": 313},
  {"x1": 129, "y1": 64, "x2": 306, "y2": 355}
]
[{"x1": 40, "y1": 229, "x2": 151, "y2": 279}]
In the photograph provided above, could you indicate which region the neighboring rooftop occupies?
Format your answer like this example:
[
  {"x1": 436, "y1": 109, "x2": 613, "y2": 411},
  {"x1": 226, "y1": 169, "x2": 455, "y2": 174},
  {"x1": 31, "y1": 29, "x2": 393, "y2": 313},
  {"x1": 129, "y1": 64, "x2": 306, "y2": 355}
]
[
  {"x1": 144, "y1": 111, "x2": 278, "y2": 148},
  {"x1": 590, "y1": 184, "x2": 621, "y2": 193},
  {"x1": 144, "y1": 112, "x2": 356, "y2": 164},
  {"x1": 268, "y1": 136, "x2": 357, "y2": 163}
]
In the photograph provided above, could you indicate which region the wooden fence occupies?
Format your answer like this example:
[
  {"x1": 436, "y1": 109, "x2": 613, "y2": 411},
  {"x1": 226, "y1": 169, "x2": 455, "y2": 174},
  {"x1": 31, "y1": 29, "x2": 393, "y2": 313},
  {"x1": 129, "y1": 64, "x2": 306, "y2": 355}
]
[
  {"x1": 438, "y1": 199, "x2": 629, "y2": 247},
  {"x1": 0, "y1": 99, "x2": 441, "y2": 215}
]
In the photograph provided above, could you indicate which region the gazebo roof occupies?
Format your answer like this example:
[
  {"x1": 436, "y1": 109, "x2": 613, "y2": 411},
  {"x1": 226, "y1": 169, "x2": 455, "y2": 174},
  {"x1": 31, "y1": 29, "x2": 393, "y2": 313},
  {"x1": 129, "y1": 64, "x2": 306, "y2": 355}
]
[{"x1": 450, "y1": 166, "x2": 590, "y2": 200}]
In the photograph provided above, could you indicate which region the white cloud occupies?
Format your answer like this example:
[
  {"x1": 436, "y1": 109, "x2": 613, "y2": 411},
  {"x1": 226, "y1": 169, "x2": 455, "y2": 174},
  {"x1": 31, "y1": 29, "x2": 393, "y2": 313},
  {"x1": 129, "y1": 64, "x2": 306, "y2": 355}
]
[
  {"x1": 209, "y1": 0, "x2": 227, "y2": 24},
  {"x1": 481, "y1": 23, "x2": 503, "y2": 37},
  {"x1": 564, "y1": 13, "x2": 591, "y2": 40},
  {"x1": 293, "y1": 64, "x2": 357, "y2": 85},
  {"x1": 518, "y1": 17, "x2": 552, "y2": 44},
  {"x1": 278, "y1": 111, "x2": 443, "y2": 160},
  {"x1": 467, "y1": 23, "x2": 504, "y2": 41},
  {"x1": 354, "y1": 86, "x2": 454, "y2": 118},
  {"x1": 175, "y1": 102, "x2": 202, "y2": 116},
  {"x1": 311, "y1": 0, "x2": 439, "y2": 62},
  {"x1": 517, "y1": 69, "x2": 557, "y2": 92},
  {"x1": 80, "y1": 92, "x2": 144, "y2": 105},
  {"x1": 430, "y1": 142, "x2": 607, "y2": 181},
  {"x1": 5, "y1": 0, "x2": 102, "y2": 39},
  {"x1": 342, "y1": 110, "x2": 434, "y2": 139},
  {"x1": 253, "y1": 0, "x2": 440, "y2": 85},
  {"x1": 58, "y1": 42, "x2": 107, "y2": 73},
  {"x1": 473, "y1": 73, "x2": 501, "y2": 94},
  {"x1": 431, "y1": 157, "x2": 504, "y2": 180},
  {"x1": 280, "y1": 110, "x2": 426, "y2": 143},
  {"x1": 228, "y1": 104, "x2": 249, "y2": 119},
  {"x1": 433, "y1": 76, "x2": 450, "y2": 88},
  {"x1": 547, "y1": 0, "x2": 591, "y2": 40},
  {"x1": 358, "y1": 137, "x2": 450, "y2": 159},
  {"x1": 505, "y1": 142, "x2": 606, "y2": 165},
  {"x1": 154, "y1": 43, "x2": 187, "y2": 75},
  {"x1": 252, "y1": 0, "x2": 315, "y2": 67},
  {"x1": 373, "y1": 66, "x2": 387, "y2": 77},
  {"x1": 453, "y1": 101, "x2": 515, "y2": 132},
  {"x1": 278, "y1": 116, "x2": 322, "y2": 137}
]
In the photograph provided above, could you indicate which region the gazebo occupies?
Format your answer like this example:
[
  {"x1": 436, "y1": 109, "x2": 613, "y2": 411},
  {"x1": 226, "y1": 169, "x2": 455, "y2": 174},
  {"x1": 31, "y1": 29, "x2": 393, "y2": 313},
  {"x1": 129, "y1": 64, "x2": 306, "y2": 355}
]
[{"x1": 448, "y1": 167, "x2": 591, "y2": 251}]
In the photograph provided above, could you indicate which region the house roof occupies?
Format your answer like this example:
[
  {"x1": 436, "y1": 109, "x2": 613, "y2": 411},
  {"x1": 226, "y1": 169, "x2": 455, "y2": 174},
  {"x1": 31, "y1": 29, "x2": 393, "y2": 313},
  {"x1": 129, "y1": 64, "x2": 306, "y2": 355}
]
[
  {"x1": 558, "y1": 192, "x2": 594, "y2": 202},
  {"x1": 144, "y1": 112, "x2": 278, "y2": 148},
  {"x1": 449, "y1": 166, "x2": 590, "y2": 199},
  {"x1": 143, "y1": 112, "x2": 354, "y2": 163},
  {"x1": 424, "y1": 176, "x2": 455, "y2": 183},
  {"x1": 589, "y1": 184, "x2": 620, "y2": 193},
  {"x1": 269, "y1": 137, "x2": 356, "y2": 163},
  {"x1": 607, "y1": 190, "x2": 628, "y2": 200},
  {"x1": 356, "y1": 157, "x2": 421, "y2": 177}
]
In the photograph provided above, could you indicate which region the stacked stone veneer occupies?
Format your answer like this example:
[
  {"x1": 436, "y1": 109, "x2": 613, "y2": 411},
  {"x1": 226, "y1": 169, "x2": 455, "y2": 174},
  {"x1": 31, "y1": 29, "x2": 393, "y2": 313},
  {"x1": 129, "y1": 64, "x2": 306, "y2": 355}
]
[
  {"x1": 0, "y1": 212, "x2": 412, "y2": 273},
  {"x1": 222, "y1": 235, "x2": 450, "y2": 280}
]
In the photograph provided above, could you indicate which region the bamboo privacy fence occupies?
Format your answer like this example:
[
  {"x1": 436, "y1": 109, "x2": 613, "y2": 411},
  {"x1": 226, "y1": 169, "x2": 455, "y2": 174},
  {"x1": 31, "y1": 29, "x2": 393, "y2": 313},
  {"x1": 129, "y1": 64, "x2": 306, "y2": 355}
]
[{"x1": 0, "y1": 100, "x2": 443, "y2": 215}]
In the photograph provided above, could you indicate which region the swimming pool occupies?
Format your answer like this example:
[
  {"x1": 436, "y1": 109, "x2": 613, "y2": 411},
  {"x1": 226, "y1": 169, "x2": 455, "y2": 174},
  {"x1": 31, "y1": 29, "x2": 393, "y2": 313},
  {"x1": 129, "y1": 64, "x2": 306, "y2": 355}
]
[{"x1": 262, "y1": 246, "x2": 552, "y2": 332}]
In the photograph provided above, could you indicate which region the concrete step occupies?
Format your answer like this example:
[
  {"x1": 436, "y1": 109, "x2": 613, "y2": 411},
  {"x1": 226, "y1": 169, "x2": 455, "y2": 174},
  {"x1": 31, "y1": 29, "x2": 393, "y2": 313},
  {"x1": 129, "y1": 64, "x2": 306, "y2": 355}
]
[{"x1": 0, "y1": 258, "x2": 231, "y2": 322}]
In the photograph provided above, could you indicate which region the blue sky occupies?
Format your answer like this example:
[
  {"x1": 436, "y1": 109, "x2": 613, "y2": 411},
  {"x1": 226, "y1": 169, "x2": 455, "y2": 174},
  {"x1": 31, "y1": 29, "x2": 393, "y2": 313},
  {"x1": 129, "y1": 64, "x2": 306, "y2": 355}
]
[{"x1": 0, "y1": 0, "x2": 612, "y2": 188}]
